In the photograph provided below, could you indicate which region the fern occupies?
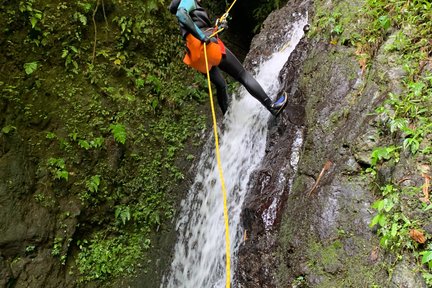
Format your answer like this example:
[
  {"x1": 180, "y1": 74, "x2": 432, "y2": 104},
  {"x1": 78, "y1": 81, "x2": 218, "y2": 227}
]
[{"x1": 109, "y1": 123, "x2": 127, "y2": 144}]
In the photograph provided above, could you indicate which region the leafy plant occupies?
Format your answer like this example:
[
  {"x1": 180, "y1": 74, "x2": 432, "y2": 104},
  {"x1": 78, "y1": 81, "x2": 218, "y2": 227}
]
[
  {"x1": 365, "y1": 146, "x2": 399, "y2": 176},
  {"x1": 1, "y1": 125, "x2": 16, "y2": 135},
  {"x1": 47, "y1": 158, "x2": 69, "y2": 181},
  {"x1": 112, "y1": 16, "x2": 133, "y2": 48},
  {"x1": 19, "y1": 0, "x2": 43, "y2": 29},
  {"x1": 421, "y1": 247, "x2": 432, "y2": 269},
  {"x1": 77, "y1": 1, "x2": 93, "y2": 13},
  {"x1": 73, "y1": 12, "x2": 88, "y2": 26},
  {"x1": 62, "y1": 46, "x2": 80, "y2": 74},
  {"x1": 25, "y1": 245, "x2": 36, "y2": 254},
  {"x1": 109, "y1": 123, "x2": 127, "y2": 144},
  {"x1": 18, "y1": 0, "x2": 50, "y2": 46},
  {"x1": 115, "y1": 206, "x2": 131, "y2": 225},
  {"x1": 80, "y1": 175, "x2": 101, "y2": 204},
  {"x1": 370, "y1": 146, "x2": 399, "y2": 166},
  {"x1": 23, "y1": 62, "x2": 38, "y2": 75},
  {"x1": 369, "y1": 184, "x2": 417, "y2": 251},
  {"x1": 377, "y1": 15, "x2": 391, "y2": 30},
  {"x1": 78, "y1": 137, "x2": 104, "y2": 150},
  {"x1": 51, "y1": 237, "x2": 63, "y2": 255},
  {"x1": 86, "y1": 175, "x2": 100, "y2": 194},
  {"x1": 76, "y1": 232, "x2": 149, "y2": 282},
  {"x1": 46, "y1": 131, "x2": 56, "y2": 140}
]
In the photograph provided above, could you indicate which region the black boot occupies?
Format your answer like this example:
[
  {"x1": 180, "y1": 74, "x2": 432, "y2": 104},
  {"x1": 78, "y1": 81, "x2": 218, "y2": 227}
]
[{"x1": 268, "y1": 92, "x2": 288, "y2": 117}]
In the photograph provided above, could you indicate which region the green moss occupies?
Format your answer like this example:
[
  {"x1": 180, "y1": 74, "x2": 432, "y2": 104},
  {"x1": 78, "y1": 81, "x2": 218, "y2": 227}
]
[
  {"x1": 310, "y1": 0, "x2": 365, "y2": 46},
  {"x1": 309, "y1": 240, "x2": 342, "y2": 267},
  {"x1": 0, "y1": 0, "x2": 209, "y2": 285},
  {"x1": 277, "y1": 214, "x2": 387, "y2": 287},
  {"x1": 306, "y1": 237, "x2": 385, "y2": 287}
]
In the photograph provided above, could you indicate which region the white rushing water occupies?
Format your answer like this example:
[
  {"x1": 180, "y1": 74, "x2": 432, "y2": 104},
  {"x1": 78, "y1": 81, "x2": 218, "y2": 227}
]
[{"x1": 163, "y1": 15, "x2": 308, "y2": 288}]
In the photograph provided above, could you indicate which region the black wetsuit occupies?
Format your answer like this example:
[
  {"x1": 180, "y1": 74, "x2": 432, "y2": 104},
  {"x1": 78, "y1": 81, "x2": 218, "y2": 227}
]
[{"x1": 169, "y1": 0, "x2": 273, "y2": 114}]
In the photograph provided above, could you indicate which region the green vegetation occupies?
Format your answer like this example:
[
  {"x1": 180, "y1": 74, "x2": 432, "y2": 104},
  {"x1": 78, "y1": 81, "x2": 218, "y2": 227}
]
[
  {"x1": 1, "y1": 0, "x2": 209, "y2": 284},
  {"x1": 309, "y1": 0, "x2": 431, "y2": 284},
  {"x1": 358, "y1": 0, "x2": 432, "y2": 284},
  {"x1": 77, "y1": 233, "x2": 146, "y2": 282}
]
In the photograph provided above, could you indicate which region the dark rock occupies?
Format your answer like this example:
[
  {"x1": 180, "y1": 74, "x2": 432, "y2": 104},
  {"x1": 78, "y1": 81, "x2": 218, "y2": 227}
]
[
  {"x1": 423, "y1": 223, "x2": 432, "y2": 235},
  {"x1": 236, "y1": 2, "x2": 311, "y2": 287},
  {"x1": 0, "y1": 138, "x2": 65, "y2": 287},
  {"x1": 391, "y1": 259, "x2": 427, "y2": 288}
]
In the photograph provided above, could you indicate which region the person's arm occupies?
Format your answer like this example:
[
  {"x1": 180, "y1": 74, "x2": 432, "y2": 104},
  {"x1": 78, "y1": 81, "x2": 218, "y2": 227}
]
[{"x1": 176, "y1": 0, "x2": 207, "y2": 42}]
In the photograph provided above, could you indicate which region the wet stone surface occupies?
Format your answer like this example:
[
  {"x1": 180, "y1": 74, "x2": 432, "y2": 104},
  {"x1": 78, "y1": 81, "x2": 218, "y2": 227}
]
[{"x1": 236, "y1": 0, "x2": 426, "y2": 287}]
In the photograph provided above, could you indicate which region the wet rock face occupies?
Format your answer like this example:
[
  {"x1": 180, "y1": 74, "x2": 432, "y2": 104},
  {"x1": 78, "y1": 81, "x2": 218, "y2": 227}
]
[
  {"x1": 236, "y1": 2, "x2": 311, "y2": 287},
  {"x1": 237, "y1": 0, "x2": 425, "y2": 287},
  {"x1": 0, "y1": 136, "x2": 80, "y2": 288}
]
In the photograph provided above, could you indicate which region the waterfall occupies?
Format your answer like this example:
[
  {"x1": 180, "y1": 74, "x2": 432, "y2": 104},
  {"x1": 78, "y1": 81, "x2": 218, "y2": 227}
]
[{"x1": 162, "y1": 15, "x2": 308, "y2": 288}]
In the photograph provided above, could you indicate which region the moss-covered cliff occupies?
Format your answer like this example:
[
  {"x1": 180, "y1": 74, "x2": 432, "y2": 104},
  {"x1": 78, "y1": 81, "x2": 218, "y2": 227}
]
[
  {"x1": 237, "y1": 0, "x2": 432, "y2": 287},
  {"x1": 0, "y1": 0, "x2": 210, "y2": 286}
]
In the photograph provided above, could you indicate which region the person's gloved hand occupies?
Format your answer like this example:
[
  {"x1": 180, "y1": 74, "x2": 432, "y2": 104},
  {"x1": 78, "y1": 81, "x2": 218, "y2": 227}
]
[
  {"x1": 218, "y1": 19, "x2": 229, "y2": 31},
  {"x1": 203, "y1": 36, "x2": 218, "y2": 44}
]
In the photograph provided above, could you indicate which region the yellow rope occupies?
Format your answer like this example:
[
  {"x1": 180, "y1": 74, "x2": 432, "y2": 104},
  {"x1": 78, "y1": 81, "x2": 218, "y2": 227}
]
[
  {"x1": 200, "y1": 2, "x2": 239, "y2": 286},
  {"x1": 214, "y1": 0, "x2": 238, "y2": 35},
  {"x1": 203, "y1": 43, "x2": 231, "y2": 288},
  {"x1": 219, "y1": 0, "x2": 237, "y2": 22}
]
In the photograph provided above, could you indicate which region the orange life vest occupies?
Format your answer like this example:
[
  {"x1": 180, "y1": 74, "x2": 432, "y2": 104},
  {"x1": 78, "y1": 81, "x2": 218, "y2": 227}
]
[{"x1": 183, "y1": 34, "x2": 226, "y2": 73}]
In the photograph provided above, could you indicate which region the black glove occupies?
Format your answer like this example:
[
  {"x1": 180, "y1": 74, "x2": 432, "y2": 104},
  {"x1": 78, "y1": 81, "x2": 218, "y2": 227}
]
[
  {"x1": 218, "y1": 19, "x2": 229, "y2": 31},
  {"x1": 203, "y1": 36, "x2": 218, "y2": 44}
]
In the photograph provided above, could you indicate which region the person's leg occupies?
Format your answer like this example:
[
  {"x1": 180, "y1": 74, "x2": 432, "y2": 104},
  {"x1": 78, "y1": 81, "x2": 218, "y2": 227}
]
[
  {"x1": 218, "y1": 47, "x2": 273, "y2": 109},
  {"x1": 209, "y1": 67, "x2": 229, "y2": 114}
]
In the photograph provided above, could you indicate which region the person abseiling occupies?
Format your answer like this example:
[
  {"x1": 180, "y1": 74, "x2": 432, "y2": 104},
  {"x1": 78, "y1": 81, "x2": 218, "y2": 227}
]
[{"x1": 169, "y1": 0, "x2": 288, "y2": 116}]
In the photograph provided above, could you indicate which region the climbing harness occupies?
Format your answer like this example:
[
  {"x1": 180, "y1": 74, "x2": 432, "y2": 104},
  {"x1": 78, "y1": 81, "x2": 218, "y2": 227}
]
[{"x1": 202, "y1": 1, "x2": 238, "y2": 287}]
